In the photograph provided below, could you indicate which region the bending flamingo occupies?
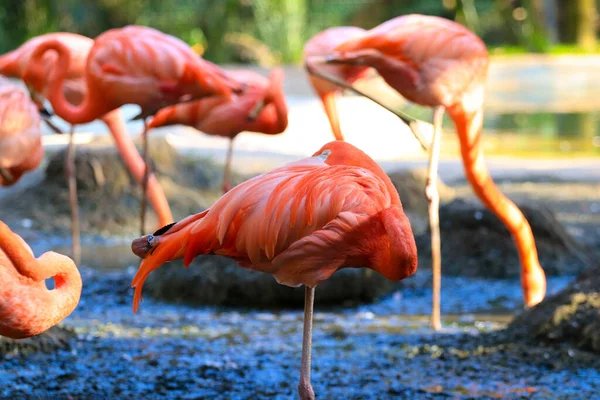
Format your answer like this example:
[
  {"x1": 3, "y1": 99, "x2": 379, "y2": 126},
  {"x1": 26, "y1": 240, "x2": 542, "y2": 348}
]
[
  {"x1": 148, "y1": 68, "x2": 288, "y2": 193},
  {"x1": 1, "y1": 33, "x2": 175, "y2": 262},
  {"x1": 130, "y1": 141, "x2": 418, "y2": 400},
  {"x1": 23, "y1": 26, "x2": 242, "y2": 234},
  {"x1": 0, "y1": 221, "x2": 82, "y2": 339},
  {"x1": 303, "y1": 27, "x2": 370, "y2": 141},
  {"x1": 323, "y1": 14, "x2": 546, "y2": 329},
  {"x1": 0, "y1": 76, "x2": 43, "y2": 187}
]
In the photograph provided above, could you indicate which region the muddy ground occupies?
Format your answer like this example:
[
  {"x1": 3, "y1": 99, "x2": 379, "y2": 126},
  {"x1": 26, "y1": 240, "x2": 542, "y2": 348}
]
[{"x1": 0, "y1": 142, "x2": 599, "y2": 399}]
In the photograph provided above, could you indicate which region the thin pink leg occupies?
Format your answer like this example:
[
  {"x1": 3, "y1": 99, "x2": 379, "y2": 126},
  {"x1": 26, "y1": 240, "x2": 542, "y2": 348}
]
[{"x1": 298, "y1": 286, "x2": 316, "y2": 400}]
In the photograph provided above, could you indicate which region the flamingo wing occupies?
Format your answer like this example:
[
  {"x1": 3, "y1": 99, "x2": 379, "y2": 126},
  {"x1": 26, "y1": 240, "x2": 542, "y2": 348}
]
[{"x1": 182, "y1": 155, "x2": 391, "y2": 279}]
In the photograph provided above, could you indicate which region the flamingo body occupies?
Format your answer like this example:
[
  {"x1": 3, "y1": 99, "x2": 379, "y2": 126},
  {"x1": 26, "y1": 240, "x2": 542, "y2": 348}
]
[
  {"x1": 149, "y1": 68, "x2": 288, "y2": 193},
  {"x1": 149, "y1": 68, "x2": 288, "y2": 137},
  {"x1": 0, "y1": 77, "x2": 43, "y2": 186},
  {"x1": 131, "y1": 140, "x2": 417, "y2": 312}
]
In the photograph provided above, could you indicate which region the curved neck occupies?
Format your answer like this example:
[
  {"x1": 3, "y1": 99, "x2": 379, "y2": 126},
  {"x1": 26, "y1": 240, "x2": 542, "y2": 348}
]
[
  {"x1": 38, "y1": 251, "x2": 82, "y2": 317},
  {"x1": 29, "y1": 41, "x2": 104, "y2": 124},
  {"x1": 0, "y1": 221, "x2": 37, "y2": 278}
]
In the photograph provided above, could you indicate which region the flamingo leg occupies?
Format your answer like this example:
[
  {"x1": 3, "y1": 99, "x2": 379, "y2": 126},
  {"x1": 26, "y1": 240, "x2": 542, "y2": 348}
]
[
  {"x1": 140, "y1": 118, "x2": 150, "y2": 236},
  {"x1": 298, "y1": 285, "x2": 316, "y2": 400},
  {"x1": 427, "y1": 106, "x2": 444, "y2": 331},
  {"x1": 222, "y1": 138, "x2": 234, "y2": 194},
  {"x1": 66, "y1": 125, "x2": 81, "y2": 265}
]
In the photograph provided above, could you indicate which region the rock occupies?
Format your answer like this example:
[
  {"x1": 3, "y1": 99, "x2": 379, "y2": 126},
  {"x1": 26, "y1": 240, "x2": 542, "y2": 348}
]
[
  {"x1": 415, "y1": 198, "x2": 590, "y2": 277},
  {"x1": 143, "y1": 256, "x2": 398, "y2": 308},
  {"x1": 0, "y1": 136, "x2": 247, "y2": 236},
  {"x1": 508, "y1": 265, "x2": 600, "y2": 353},
  {"x1": 0, "y1": 326, "x2": 75, "y2": 358}
]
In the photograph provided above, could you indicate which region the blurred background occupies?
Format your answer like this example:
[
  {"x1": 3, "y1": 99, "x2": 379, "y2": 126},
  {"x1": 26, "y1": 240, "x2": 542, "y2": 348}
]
[{"x1": 1, "y1": 0, "x2": 600, "y2": 160}]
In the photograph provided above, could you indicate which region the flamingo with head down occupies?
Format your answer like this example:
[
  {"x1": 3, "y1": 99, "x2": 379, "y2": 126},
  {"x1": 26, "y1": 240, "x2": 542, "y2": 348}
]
[
  {"x1": 311, "y1": 15, "x2": 546, "y2": 329},
  {"x1": 148, "y1": 68, "x2": 288, "y2": 193},
  {"x1": 22, "y1": 26, "x2": 243, "y2": 235}
]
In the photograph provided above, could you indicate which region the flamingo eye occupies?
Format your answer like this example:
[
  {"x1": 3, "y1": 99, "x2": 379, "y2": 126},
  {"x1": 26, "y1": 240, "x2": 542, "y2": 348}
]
[{"x1": 147, "y1": 235, "x2": 156, "y2": 247}]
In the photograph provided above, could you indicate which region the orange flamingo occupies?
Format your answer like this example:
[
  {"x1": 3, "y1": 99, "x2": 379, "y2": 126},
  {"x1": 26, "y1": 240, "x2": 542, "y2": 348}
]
[
  {"x1": 319, "y1": 14, "x2": 546, "y2": 329},
  {"x1": 1, "y1": 32, "x2": 176, "y2": 262},
  {"x1": 0, "y1": 221, "x2": 82, "y2": 339},
  {"x1": 23, "y1": 26, "x2": 242, "y2": 235},
  {"x1": 130, "y1": 140, "x2": 418, "y2": 400},
  {"x1": 148, "y1": 68, "x2": 288, "y2": 193},
  {"x1": 0, "y1": 76, "x2": 43, "y2": 186},
  {"x1": 303, "y1": 27, "x2": 370, "y2": 141}
]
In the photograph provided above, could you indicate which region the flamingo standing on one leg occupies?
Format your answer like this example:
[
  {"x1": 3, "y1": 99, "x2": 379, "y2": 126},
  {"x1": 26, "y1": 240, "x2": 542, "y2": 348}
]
[
  {"x1": 130, "y1": 140, "x2": 418, "y2": 400},
  {"x1": 23, "y1": 26, "x2": 243, "y2": 235},
  {"x1": 319, "y1": 14, "x2": 546, "y2": 329},
  {"x1": 148, "y1": 68, "x2": 288, "y2": 193},
  {"x1": 0, "y1": 76, "x2": 43, "y2": 187},
  {"x1": 0, "y1": 221, "x2": 82, "y2": 339},
  {"x1": 1, "y1": 33, "x2": 176, "y2": 262}
]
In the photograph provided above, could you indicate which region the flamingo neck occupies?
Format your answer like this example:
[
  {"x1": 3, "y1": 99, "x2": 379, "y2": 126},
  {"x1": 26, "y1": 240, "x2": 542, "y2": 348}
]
[
  {"x1": 42, "y1": 252, "x2": 82, "y2": 325},
  {"x1": 40, "y1": 42, "x2": 105, "y2": 124},
  {"x1": 0, "y1": 222, "x2": 36, "y2": 277}
]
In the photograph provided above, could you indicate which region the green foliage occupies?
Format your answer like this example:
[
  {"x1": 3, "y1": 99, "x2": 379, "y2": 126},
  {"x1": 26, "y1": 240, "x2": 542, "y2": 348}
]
[{"x1": 0, "y1": 0, "x2": 597, "y2": 62}]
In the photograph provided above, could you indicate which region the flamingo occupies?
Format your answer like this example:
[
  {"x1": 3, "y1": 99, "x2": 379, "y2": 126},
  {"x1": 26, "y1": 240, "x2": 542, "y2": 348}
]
[
  {"x1": 22, "y1": 26, "x2": 243, "y2": 235},
  {"x1": 130, "y1": 140, "x2": 418, "y2": 400},
  {"x1": 1, "y1": 33, "x2": 176, "y2": 262},
  {"x1": 0, "y1": 76, "x2": 43, "y2": 187},
  {"x1": 148, "y1": 68, "x2": 288, "y2": 193},
  {"x1": 318, "y1": 14, "x2": 546, "y2": 329},
  {"x1": 303, "y1": 27, "x2": 370, "y2": 141},
  {"x1": 0, "y1": 221, "x2": 82, "y2": 339}
]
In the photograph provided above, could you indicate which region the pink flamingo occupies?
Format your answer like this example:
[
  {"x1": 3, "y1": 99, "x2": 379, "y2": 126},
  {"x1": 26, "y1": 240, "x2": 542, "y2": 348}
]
[
  {"x1": 131, "y1": 141, "x2": 418, "y2": 400},
  {"x1": 148, "y1": 68, "x2": 288, "y2": 193},
  {"x1": 23, "y1": 26, "x2": 243, "y2": 236},
  {"x1": 321, "y1": 15, "x2": 547, "y2": 329},
  {"x1": 0, "y1": 76, "x2": 43, "y2": 187}
]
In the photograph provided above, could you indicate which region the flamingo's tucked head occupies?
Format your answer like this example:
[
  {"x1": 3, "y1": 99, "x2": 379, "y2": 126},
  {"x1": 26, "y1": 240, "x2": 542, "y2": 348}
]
[
  {"x1": 313, "y1": 140, "x2": 400, "y2": 206},
  {"x1": 304, "y1": 27, "x2": 370, "y2": 141},
  {"x1": 131, "y1": 222, "x2": 175, "y2": 259},
  {"x1": 313, "y1": 140, "x2": 417, "y2": 282}
]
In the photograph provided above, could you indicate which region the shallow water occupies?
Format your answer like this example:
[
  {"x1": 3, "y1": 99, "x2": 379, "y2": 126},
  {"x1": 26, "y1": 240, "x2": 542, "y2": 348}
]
[{"x1": 2, "y1": 250, "x2": 590, "y2": 399}]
